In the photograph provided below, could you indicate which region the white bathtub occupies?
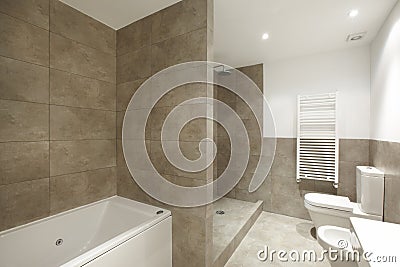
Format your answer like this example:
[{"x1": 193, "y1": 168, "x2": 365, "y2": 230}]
[{"x1": 0, "y1": 196, "x2": 172, "y2": 267}]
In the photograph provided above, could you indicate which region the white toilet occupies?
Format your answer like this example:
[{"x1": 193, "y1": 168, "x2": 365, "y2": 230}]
[
  {"x1": 304, "y1": 166, "x2": 384, "y2": 229},
  {"x1": 304, "y1": 166, "x2": 384, "y2": 267}
]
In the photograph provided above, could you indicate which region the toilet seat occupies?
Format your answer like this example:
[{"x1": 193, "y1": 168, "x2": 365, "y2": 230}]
[{"x1": 304, "y1": 193, "x2": 353, "y2": 212}]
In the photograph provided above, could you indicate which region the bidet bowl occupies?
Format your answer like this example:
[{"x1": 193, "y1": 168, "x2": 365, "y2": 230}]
[{"x1": 317, "y1": 225, "x2": 357, "y2": 267}]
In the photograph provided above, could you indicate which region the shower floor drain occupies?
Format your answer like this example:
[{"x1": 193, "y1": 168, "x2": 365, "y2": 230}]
[{"x1": 216, "y1": 210, "x2": 225, "y2": 215}]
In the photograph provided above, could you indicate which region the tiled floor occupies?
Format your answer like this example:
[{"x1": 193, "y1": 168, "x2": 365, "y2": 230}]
[
  {"x1": 213, "y1": 198, "x2": 262, "y2": 263},
  {"x1": 225, "y1": 212, "x2": 331, "y2": 266}
]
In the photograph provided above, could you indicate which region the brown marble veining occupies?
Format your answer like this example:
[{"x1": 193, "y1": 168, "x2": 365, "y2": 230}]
[
  {"x1": 50, "y1": 167, "x2": 116, "y2": 214},
  {"x1": 151, "y1": 0, "x2": 207, "y2": 44},
  {"x1": 151, "y1": 28, "x2": 207, "y2": 74},
  {"x1": 0, "y1": 0, "x2": 49, "y2": 30},
  {"x1": 117, "y1": 16, "x2": 152, "y2": 56},
  {"x1": 0, "y1": 100, "x2": 49, "y2": 142},
  {"x1": 0, "y1": 56, "x2": 49, "y2": 104},
  {"x1": 116, "y1": 46, "x2": 151, "y2": 84},
  {"x1": 0, "y1": 178, "x2": 50, "y2": 231},
  {"x1": 50, "y1": 69, "x2": 116, "y2": 111},
  {"x1": 0, "y1": 142, "x2": 49, "y2": 185},
  {"x1": 50, "y1": 105, "x2": 116, "y2": 140},
  {"x1": 50, "y1": 0, "x2": 116, "y2": 55},
  {"x1": 116, "y1": 79, "x2": 146, "y2": 111},
  {"x1": 0, "y1": 12, "x2": 49, "y2": 66},
  {"x1": 50, "y1": 33, "x2": 116, "y2": 83},
  {"x1": 50, "y1": 140, "x2": 116, "y2": 176}
]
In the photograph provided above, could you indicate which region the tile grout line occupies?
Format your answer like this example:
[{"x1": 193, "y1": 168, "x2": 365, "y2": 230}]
[
  {"x1": 0, "y1": 10, "x2": 49, "y2": 31},
  {"x1": 115, "y1": 34, "x2": 118, "y2": 196},
  {"x1": 0, "y1": 54, "x2": 116, "y2": 85},
  {"x1": 48, "y1": 0, "x2": 51, "y2": 216},
  {"x1": 50, "y1": 31, "x2": 116, "y2": 57},
  {"x1": 0, "y1": 98, "x2": 116, "y2": 112},
  {"x1": 50, "y1": 166, "x2": 117, "y2": 179},
  {"x1": 117, "y1": 25, "x2": 206, "y2": 58},
  {"x1": 3, "y1": 166, "x2": 116, "y2": 187}
]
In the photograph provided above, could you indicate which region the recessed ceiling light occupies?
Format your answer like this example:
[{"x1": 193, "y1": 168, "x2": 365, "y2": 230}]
[
  {"x1": 349, "y1": 9, "x2": 359, "y2": 18},
  {"x1": 262, "y1": 33, "x2": 269, "y2": 40}
]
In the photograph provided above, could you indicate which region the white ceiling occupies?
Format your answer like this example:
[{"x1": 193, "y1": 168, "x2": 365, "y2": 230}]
[
  {"x1": 214, "y1": 0, "x2": 398, "y2": 67},
  {"x1": 60, "y1": 0, "x2": 181, "y2": 30}
]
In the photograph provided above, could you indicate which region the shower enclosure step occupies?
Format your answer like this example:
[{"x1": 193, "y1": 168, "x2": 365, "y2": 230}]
[{"x1": 212, "y1": 198, "x2": 263, "y2": 267}]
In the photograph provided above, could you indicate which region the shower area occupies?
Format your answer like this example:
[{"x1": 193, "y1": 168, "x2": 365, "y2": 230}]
[{"x1": 211, "y1": 63, "x2": 266, "y2": 266}]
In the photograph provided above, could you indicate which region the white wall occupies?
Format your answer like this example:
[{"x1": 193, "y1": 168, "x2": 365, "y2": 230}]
[
  {"x1": 370, "y1": 1, "x2": 400, "y2": 143},
  {"x1": 264, "y1": 46, "x2": 371, "y2": 139}
]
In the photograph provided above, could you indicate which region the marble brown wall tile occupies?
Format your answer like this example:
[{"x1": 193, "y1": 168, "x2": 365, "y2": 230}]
[
  {"x1": 50, "y1": 140, "x2": 116, "y2": 177},
  {"x1": 46, "y1": 1, "x2": 117, "y2": 220},
  {"x1": 116, "y1": 79, "x2": 146, "y2": 111},
  {"x1": 270, "y1": 175, "x2": 311, "y2": 220},
  {"x1": 0, "y1": 1, "x2": 51, "y2": 231},
  {"x1": 1, "y1": 0, "x2": 117, "y2": 232},
  {"x1": 339, "y1": 139, "x2": 370, "y2": 163},
  {"x1": 50, "y1": 33, "x2": 116, "y2": 83},
  {"x1": 383, "y1": 175, "x2": 400, "y2": 223},
  {"x1": 0, "y1": 186, "x2": 6, "y2": 230},
  {"x1": 338, "y1": 161, "x2": 362, "y2": 201},
  {"x1": 117, "y1": 16, "x2": 152, "y2": 56},
  {"x1": 236, "y1": 64, "x2": 264, "y2": 90},
  {"x1": 116, "y1": 46, "x2": 151, "y2": 84},
  {"x1": 337, "y1": 139, "x2": 370, "y2": 202},
  {"x1": 116, "y1": 111, "x2": 124, "y2": 140},
  {"x1": 370, "y1": 140, "x2": 400, "y2": 223},
  {"x1": 50, "y1": 0, "x2": 116, "y2": 55},
  {"x1": 0, "y1": 100, "x2": 49, "y2": 142},
  {"x1": 370, "y1": 140, "x2": 400, "y2": 177},
  {"x1": 50, "y1": 69, "x2": 116, "y2": 111},
  {"x1": 0, "y1": 13, "x2": 49, "y2": 66},
  {"x1": 50, "y1": 105, "x2": 116, "y2": 140},
  {"x1": 1, "y1": 178, "x2": 50, "y2": 231},
  {"x1": 0, "y1": 56, "x2": 49, "y2": 104},
  {"x1": 151, "y1": 28, "x2": 207, "y2": 74},
  {"x1": 0, "y1": 0, "x2": 50, "y2": 30},
  {"x1": 50, "y1": 167, "x2": 116, "y2": 214},
  {"x1": 151, "y1": 0, "x2": 207, "y2": 44},
  {"x1": 153, "y1": 83, "x2": 208, "y2": 109},
  {"x1": 0, "y1": 142, "x2": 49, "y2": 185},
  {"x1": 172, "y1": 211, "x2": 209, "y2": 267}
]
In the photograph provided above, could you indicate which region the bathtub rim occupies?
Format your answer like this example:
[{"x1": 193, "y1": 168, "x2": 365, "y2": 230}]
[{"x1": 0, "y1": 196, "x2": 171, "y2": 267}]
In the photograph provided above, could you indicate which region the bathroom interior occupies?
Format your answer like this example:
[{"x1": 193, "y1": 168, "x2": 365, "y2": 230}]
[{"x1": 1, "y1": 0, "x2": 400, "y2": 266}]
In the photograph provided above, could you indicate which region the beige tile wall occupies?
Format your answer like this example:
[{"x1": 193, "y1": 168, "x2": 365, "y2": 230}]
[
  {"x1": 370, "y1": 140, "x2": 400, "y2": 224},
  {"x1": 116, "y1": 1, "x2": 214, "y2": 266},
  {"x1": 0, "y1": 0, "x2": 116, "y2": 231},
  {"x1": 229, "y1": 136, "x2": 370, "y2": 220}
]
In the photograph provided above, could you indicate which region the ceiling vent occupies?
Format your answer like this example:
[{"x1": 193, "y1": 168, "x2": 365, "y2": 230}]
[{"x1": 346, "y1": 32, "x2": 367, "y2": 42}]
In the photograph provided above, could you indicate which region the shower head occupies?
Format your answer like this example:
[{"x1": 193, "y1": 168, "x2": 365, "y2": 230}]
[{"x1": 214, "y1": 65, "x2": 233, "y2": 76}]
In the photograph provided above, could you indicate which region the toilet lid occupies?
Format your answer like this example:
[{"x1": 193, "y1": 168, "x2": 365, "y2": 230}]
[{"x1": 305, "y1": 193, "x2": 353, "y2": 212}]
